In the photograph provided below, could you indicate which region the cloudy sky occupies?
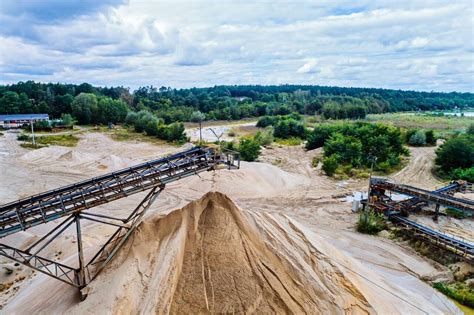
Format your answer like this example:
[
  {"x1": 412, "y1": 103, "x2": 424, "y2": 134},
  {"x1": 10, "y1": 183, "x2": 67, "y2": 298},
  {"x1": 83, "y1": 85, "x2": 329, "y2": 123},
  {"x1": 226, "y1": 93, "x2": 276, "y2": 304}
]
[{"x1": 0, "y1": 0, "x2": 473, "y2": 91}]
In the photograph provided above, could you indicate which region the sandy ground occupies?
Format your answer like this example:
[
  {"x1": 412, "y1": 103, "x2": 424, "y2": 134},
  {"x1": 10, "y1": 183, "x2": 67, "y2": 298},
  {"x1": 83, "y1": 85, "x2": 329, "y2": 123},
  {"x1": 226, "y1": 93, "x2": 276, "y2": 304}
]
[
  {"x1": 185, "y1": 121, "x2": 256, "y2": 142},
  {"x1": 0, "y1": 130, "x2": 466, "y2": 314}
]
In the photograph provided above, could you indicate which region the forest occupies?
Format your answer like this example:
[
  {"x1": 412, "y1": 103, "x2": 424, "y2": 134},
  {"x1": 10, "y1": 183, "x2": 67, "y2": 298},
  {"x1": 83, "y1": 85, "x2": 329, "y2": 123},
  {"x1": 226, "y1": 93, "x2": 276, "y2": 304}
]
[{"x1": 1, "y1": 81, "x2": 473, "y2": 125}]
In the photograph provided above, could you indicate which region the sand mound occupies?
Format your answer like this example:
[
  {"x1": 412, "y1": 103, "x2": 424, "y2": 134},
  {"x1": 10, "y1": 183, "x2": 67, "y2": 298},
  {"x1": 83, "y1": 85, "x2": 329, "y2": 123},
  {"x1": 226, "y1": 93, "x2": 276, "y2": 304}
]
[{"x1": 66, "y1": 192, "x2": 371, "y2": 314}]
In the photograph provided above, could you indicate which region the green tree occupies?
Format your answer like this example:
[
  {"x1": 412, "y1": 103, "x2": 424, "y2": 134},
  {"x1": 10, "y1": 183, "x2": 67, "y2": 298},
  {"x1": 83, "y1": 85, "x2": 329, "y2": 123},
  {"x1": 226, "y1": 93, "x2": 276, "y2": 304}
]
[
  {"x1": 0, "y1": 91, "x2": 21, "y2": 114},
  {"x1": 71, "y1": 93, "x2": 98, "y2": 124},
  {"x1": 306, "y1": 124, "x2": 340, "y2": 150},
  {"x1": 435, "y1": 135, "x2": 474, "y2": 172},
  {"x1": 425, "y1": 130, "x2": 436, "y2": 145},
  {"x1": 190, "y1": 111, "x2": 206, "y2": 142},
  {"x1": 254, "y1": 126, "x2": 274, "y2": 146},
  {"x1": 322, "y1": 155, "x2": 339, "y2": 176},
  {"x1": 165, "y1": 122, "x2": 187, "y2": 142},
  {"x1": 324, "y1": 133, "x2": 362, "y2": 166},
  {"x1": 409, "y1": 130, "x2": 426, "y2": 146},
  {"x1": 60, "y1": 113, "x2": 73, "y2": 126},
  {"x1": 239, "y1": 138, "x2": 261, "y2": 161}
]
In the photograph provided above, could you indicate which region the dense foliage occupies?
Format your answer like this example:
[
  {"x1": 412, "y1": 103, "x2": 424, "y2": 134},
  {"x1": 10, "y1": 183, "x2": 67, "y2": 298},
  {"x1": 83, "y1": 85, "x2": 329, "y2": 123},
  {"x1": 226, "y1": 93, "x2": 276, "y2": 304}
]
[
  {"x1": 435, "y1": 134, "x2": 474, "y2": 182},
  {"x1": 356, "y1": 210, "x2": 386, "y2": 235},
  {"x1": 307, "y1": 122, "x2": 406, "y2": 176},
  {"x1": 433, "y1": 282, "x2": 474, "y2": 308},
  {"x1": 256, "y1": 114, "x2": 306, "y2": 139},
  {"x1": 124, "y1": 110, "x2": 187, "y2": 142},
  {"x1": 1, "y1": 81, "x2": 473, "y2": 124}
]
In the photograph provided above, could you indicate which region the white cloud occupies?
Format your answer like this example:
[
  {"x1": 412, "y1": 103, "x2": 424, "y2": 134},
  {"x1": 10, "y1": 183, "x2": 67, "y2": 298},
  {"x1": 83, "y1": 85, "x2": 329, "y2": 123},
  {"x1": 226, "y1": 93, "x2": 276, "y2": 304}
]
[
  {"x1": 0, "y1": 0, "x2": 472, "y2": 92},
  {"x1": 297, "y1": 59, "x2": 319, "y2": 74}
]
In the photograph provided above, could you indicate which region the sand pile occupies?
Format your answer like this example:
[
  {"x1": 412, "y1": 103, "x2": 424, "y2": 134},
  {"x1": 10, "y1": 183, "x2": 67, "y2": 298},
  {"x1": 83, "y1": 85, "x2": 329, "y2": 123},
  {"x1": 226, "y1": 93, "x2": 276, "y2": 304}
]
[{"x1": 39, "y1": 191, "x2": 368, "y2": 314}]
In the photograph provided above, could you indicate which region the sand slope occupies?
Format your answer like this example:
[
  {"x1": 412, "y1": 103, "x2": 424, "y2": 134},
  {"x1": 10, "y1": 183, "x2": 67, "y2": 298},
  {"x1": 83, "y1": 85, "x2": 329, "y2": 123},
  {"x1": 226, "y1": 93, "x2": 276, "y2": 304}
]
[{"x1": 59, "y1": 192, "x2": 369, "y2": 314}]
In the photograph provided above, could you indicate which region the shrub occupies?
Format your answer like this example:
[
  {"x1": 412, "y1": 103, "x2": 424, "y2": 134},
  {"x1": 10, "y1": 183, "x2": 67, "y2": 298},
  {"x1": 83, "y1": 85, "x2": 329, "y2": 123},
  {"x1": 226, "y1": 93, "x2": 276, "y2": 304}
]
[
  {"x1": 425, "y1": 129, "x2": 436, "y2": 145},
  {"x1": 256, "y1": 116, "x2": 278, "y2": 128},
  {"x1": 451, "y1": 167, "x2": 474, "y2": 182},
  {"x1": 322, "y1": 155, "x2": 339, "y2": 176},
  {"x1": 433, "y1": 282, "x2": 474, "y2": 308},
  {"x1": 324, "y1": 133, "x2": 362, "y2": 166},
  {"x1": 435, "y1": 135, "x2": 474, "y2": 172},
  {"x1": 17, "y1": 134, "x2": 29, "y2": 141},
  {"x1": 238, "y1": 138, "x2": 261, "y2": 162},
  {"x1": 60, "y1": 113, "x2": 73, "y2": 126},
  {"x1": 306, "y1": 124, "x2": 340, "y2": 150},
  {"x1": 165, "y1": 122, "x2": 187, "y2": 142},
  {"x1": 356, "y1": 210, "x2": 386, "y2": 234},
  {"x1": 409, "y1": 130, "x2": 426, "y2": 146},
  {"x1": 273, "y1": 118, "x2": 306, "y2": 139},
  {"x1": 467, "y1": 123, "x2": 474, "y2": 135},
  {"x1": 405, "y1": 129, "x2": 418, "y2": 143},
  {"x1": 254, "y1": 126, "x2": 274, "y2": 146},
  {"x1": 125, "y1": 112, "x2": 138, "y2": 126}
]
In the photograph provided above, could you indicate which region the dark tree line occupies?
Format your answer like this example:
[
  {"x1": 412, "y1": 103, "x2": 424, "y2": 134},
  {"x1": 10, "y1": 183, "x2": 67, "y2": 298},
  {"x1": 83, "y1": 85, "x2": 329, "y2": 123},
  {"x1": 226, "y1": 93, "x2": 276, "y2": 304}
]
[{"x1": 1, "y1": 81, "x2": 473, "y2": 123}]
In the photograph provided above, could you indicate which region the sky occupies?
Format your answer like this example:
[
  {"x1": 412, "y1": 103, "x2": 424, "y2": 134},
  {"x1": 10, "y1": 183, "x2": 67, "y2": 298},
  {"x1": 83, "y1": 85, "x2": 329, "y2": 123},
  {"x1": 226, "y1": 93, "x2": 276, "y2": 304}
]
[{"x1": 0, "y1": 0, "x2": 473, "y2": 92}]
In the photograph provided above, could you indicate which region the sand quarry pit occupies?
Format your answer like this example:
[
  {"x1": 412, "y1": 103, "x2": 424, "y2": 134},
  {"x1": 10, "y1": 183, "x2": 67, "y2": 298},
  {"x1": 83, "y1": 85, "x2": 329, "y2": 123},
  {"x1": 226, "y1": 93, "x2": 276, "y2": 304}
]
[
  {"x1": 3, "y1": 192, "x2": 460, "y2": 314},
  {"x1": 0, "y1": 131, "x2": 465, "y2": 314}
]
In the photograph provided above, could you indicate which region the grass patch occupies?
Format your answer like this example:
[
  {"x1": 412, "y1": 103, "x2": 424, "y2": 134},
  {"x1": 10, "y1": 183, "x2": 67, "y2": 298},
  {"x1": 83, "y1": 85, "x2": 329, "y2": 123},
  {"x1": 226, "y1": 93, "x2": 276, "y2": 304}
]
[
  {"x1": 433, "y1": 282, "x2": 474, "y2": 309},
  {"x1": 18, "y1": 134, "x2": 79, "y2": 148},
  {"x1": 20, "y1": 143, "x2": 48, "y2": 149},
  {"x1": 356, "y1": 210, "x2": 386, "y2": 234},
  {"x1": 35, "y1": 134, "x2": 79, "y2": 147},
  {"x1": 96, "y1": 125, "x2": 171, "y2": 145},
  {"x1": 445, "y1": 207, "x2": 466, "y2": 219},
  {"x1": 275, "y1": 137, "x2": 302, "y2": 146},
  {"x1": 366, "y1": 112, "x2": 473, "y2": 133}
]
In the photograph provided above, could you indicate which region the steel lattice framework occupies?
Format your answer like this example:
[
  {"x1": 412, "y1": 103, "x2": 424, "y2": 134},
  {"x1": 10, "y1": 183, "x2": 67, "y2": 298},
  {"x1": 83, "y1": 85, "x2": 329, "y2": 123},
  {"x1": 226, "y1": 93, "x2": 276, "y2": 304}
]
[{"x1": 0, "y1": 146, "x2": 239, "y2": 298}]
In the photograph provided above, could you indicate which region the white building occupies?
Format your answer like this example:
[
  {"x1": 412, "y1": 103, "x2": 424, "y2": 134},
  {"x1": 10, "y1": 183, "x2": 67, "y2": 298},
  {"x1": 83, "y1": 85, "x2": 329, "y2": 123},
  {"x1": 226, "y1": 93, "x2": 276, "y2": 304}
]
[{"x1": 0, "y1": 114, "x2": 49, "y2": 128}]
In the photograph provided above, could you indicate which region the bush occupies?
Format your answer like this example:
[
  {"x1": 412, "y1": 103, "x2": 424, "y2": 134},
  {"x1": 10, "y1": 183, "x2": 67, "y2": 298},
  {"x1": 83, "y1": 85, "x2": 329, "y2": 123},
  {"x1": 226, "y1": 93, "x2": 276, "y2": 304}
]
[
  {"x1": 409, "y1": 130, "x2": 426, "y2": 146},
  {"x1": 17, "y1": 134, "x2": 29, "y2": 141},
  {"x1": 60, "y1": 113, "x2": 73, "y2": 126},
  {"x1": 467, "y1": 123, "x2": 474, "y2": 135},
  {"x1": 324, "y1": 133, "x2": 362, "y2": 166},
  {"x1": 256, "y1": 116, "x2": 278, "y2": 128},
  {"x1": 165, "y1": 122, "x2": 187, "y2": 142},
  {"x1": 124, "y1": 112, "x2": 138, "y2": 126},
  {"x1": 273, "y1": 118, "x2": 306, "y2": 139},
  {"x1": 238, "y1": 138, "x2": 261, "y2": 162},
  {"x1": 433, "y1": 282, "x2": 474, "y2": 308},
  {"x1": 404, "y1": 129, "x2": 418, "y2": 143},
  {"x1": 425, "y1": 129, "x2": 436, "y2": 145},
  {"x1": 306, "y1": 124, "x2": 340, "y2": 150},
  {"x1": 322, "y1": 155, "x2": 339, "y2": 176},
  {"x1": 435, "y1": 135, "x2": 474, "y2": 173},
  {"x1": 451, "y1": 167, "x2": 474, "y2": 182},
  {"x1": 254, "y1": 126, "x2": 274, "y2": 146},
  {"x1": 356, "y1": 210, "x2": 386, "y2": 234}
]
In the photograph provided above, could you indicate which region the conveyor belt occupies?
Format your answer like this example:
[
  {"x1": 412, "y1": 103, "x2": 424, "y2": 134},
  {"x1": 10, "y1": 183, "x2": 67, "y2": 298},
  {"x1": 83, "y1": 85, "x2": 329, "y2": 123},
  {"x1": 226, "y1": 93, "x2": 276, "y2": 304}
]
[
  {"x1": 371, "y1": 179, "x2": 474, "y2": 214},
  {"x1": 392, "y1": 215, "x2": 474, "y2": 263},
  {"x1": 0, "y1": 146, "x2": 225, "y2": 237}
]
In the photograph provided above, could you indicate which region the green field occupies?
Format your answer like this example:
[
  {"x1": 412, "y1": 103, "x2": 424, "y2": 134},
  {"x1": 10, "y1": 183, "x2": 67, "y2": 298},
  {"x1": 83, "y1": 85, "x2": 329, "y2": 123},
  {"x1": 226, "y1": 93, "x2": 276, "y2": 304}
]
[{"x1": 366, "y1": 113, "x2": 472, "y2": 132}]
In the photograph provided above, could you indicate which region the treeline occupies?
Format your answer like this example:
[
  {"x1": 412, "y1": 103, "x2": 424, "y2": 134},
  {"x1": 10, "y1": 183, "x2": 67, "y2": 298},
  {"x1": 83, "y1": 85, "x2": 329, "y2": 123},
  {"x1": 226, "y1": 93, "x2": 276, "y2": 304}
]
[{"x1": 1, "y1": 81, "x2": 473, "y2": 123}]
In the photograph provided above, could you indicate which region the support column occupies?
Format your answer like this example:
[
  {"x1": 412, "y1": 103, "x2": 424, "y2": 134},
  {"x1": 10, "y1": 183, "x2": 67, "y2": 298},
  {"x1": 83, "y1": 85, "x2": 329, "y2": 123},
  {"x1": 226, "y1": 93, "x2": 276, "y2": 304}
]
[
  {"x1": 75, "y1": 214, "x2": 86, "y2": 293},
  {"x1": 434, "y1": 203, "x2": 440, "y2": 222}
]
